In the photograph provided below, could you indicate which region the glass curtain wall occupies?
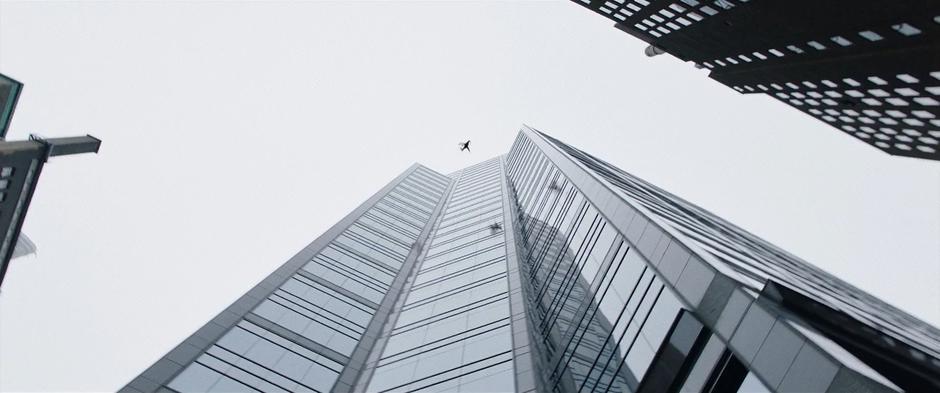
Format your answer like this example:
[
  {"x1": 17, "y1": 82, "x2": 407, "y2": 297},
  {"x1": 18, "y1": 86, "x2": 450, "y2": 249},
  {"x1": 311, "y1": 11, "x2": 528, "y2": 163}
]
[
  {"x1": 166, "y1": 167, "x2": 449, "y2": 393},
  {"x1": 535, "y1": 130, "x2": 940, "y2": 365},
  {"x1": 505, "y1": 134, "x2": 693, "y2": 393},
  {"x1": 367, "y1": 158, "x2": 515, "y2": 393}
]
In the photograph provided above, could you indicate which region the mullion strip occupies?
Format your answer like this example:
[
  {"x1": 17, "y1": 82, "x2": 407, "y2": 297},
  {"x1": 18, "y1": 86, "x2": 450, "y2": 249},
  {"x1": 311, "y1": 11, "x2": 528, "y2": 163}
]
[
  {"x1": 352, "y1": 222, "x2": 411, "y2": 250},
  {"x1": 594, "y1": 285, "x2": 667, "y2": 393},
  {"x1": 393, "y1": 293, "x2": 508, "y2": 333},
  {"x1": 369, "y1": 205, "x2": 424, "y2": 230},
  {"x1": 552, "y1": 261, "x2": 646, "y2": 387},
  {"x1": 200, "y1": 351, "x2": 294, "y2": 393},
  {"x1": 380, "y1": 320, "x2": 511, "y2": 366},
  {"x1": 210, "y1": 344, "x2": 329, "y2": 393},
  {"x1": 269, "y1": 293, "x2": 364, "y2": 338},
  {"x1": 309, "y1": 257, "x2": 389, "y2": 293},
  {"x1": 445, "y1": 192, "x2": 503, "y2": 215},
  {"x1": 439, "y1": 205, "x2": 503, "y2": 229},
  {"x1": 338, "y1": 233, "x2": 406, "y2": 264},
  {"x1": 292, "y1": 274, "x2": 375, "y2": 313},
  {"x1": 231, "y1": 323, "x2": 343, "y2": 372},
  {"x1": 418, "y1": 245, "x2": 504, "y2": 275},
  {"x1": 412, "y1": 258, "x2": 505, "y2": 290},
  {"x1": 389, "y1": 189, "x2": 437, "y2": 213},
  {"x1": 329, "y1": 242, "x2": 398, "y2": 275},
  {"x1": 403, "y1": 273, "x2": 505, "y2": 310},
  {"x1": 544, "y1": 220, "x2": 606, "y2": 333},
  {"x1": 579, "y1": 280, "x2": 663, "y2": 393},
  {"x1": 396, "y1": 182, "x2": 441, "y2": 206},
  {"x1": 385, "y1": 192, "x2": 433, "y2": 216},
  {"x1": 534, "y1": 203, "x2": 589, "y2": 303},
  {"x1": 424, "y1": 232, "x2": 502, "y2": 260},
  {"x1": 430, "y1": 213, "x2": 503, "y2": 242},
  {"x1": 378, "y1": 352, "x2": 513, "y2": 393},
  {"x1": 359, "y1": 214, "x2": 418, "y2": 241},
  {"x1": 425, "y1": 231, "x2": 502, "y2": 258},
  {"x1": 440, "y1": 198, "x2": 502, "y2": 222},
  {"x1": 376, "y1": 199, "x2": 428, "y2": 225},
  {"x1": 192, "y1": 360, "x2": 265, "y2": 393}
]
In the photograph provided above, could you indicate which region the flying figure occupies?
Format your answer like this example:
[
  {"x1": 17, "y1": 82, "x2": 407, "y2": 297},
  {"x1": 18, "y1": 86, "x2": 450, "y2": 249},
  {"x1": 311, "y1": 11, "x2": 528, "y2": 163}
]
[
  {"x1": 489, "y1": 222, "x2": 503, "y2": 233},
  {"x1": 458, "y1": 140, "x2": 471, "y2": 152}
]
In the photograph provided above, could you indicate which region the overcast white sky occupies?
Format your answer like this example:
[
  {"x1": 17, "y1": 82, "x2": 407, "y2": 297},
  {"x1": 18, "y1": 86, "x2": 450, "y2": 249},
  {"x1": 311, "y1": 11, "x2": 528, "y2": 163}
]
[{"x1": 0, "y1": 1, "x2": 938, "y2": 391}]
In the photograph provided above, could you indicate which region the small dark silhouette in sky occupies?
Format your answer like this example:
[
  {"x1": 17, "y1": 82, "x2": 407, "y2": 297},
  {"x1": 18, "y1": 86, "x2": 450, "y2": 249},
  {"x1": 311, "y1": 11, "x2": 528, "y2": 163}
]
[
  {"x1": 489, "y1": 222, "x2": 502, "y2": 234},
  {"x1": 458, "y1": 140, "x2": 471, "y2": 152}
]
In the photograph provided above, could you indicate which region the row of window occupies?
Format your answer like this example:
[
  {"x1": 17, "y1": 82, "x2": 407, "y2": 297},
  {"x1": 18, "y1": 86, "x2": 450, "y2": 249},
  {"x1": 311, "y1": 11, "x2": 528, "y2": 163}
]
[
  {"x1": 165, "y1": 169, "x2": 451, "y2": 393},
  {"x1": 508, "y1": 131, "x2": 788, "y2": 392},
  {"x1": 303, "y1": 247, "x2": 392, "y2": 304},
  {"x1": 251, "y1": 170, "x2": 451, "y2": 357},
  {"x1": 590, "y1": 0, "x2": 936, "y2": 72},
  {"x1": 168, "y1": 320, "x2": 344, "y2": 393},
  {"x1": 252, "y1": 275, "x2": 373, "y2": 356},
  {"x1": 316, "y1": 171, "x2": 449, "y2": 301},
  {"x1": 703, "y1": 19, "x2": 936, "y2": 69},
  {"x1": 582, "y1": 0, "x2": 940, "y2": 156},
  {"x1": 731, "y1": 72, "x2": 940, "y2": 155},
  {"x1": 625, "y1": 0, "x2": 746, "y2": 39},
  {"x1": 507, "y1": 134, "x2": 694, "y2": 392},
  {"x1": 367, "y1": 158, "x2": 515, "y2": 393},
  {"x1": 536, "y1": 131, "x2": 940, "y2": 368}
]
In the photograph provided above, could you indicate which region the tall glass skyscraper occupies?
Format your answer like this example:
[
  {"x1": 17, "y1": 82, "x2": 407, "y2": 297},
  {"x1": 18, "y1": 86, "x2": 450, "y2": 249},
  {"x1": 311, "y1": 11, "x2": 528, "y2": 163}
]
[{"x1": 123, "y1": 127, "x2": 940, "y2": 393}]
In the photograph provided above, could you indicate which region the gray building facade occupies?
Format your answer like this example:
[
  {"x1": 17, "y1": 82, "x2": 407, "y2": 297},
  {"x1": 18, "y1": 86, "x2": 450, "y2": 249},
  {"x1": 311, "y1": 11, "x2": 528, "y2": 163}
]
[{"x1": 124, "y1": 126, "x2": 939, "y2": 393}]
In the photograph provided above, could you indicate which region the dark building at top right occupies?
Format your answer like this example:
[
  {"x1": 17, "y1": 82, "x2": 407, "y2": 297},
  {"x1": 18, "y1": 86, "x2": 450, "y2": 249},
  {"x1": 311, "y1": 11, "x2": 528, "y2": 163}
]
[{"x1": 575, "y1": 0, "x2": 940, "y2": 160}]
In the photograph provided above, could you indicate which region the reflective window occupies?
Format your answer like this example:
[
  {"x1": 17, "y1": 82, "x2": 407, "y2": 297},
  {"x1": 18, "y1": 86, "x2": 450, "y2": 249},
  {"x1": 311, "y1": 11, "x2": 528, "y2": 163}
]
[
  {"x1": 168, "y1": 363, "x2": 222, "y2": 392},
  {"x1": 505, "y1": 135, "x2": 702, "y2": 393},
  {"x1": 738, "y1": 372, "x2": 771, "y2": 392},
  {"x1": 368, "y1": 158, "x2": 513, "y2": 393},
  {"x1": 170, "y1": 322, "x2": 343, "y2": 392},
  {"x1": 160, "y1": 168, "x2": 451, "y2": 393}
]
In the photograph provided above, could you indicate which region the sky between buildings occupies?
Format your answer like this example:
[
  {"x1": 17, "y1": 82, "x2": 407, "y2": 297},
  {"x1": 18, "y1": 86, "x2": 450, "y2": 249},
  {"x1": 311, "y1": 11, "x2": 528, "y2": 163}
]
[{"x1": 0, "y1": 1, "x2": 938, "y2": 391}]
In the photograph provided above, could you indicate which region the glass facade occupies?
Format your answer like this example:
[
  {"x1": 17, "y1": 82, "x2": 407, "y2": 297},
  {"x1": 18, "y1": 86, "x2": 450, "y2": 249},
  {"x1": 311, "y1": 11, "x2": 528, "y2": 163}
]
[
  {"x1": 537, "y1": 130, "x2": 940, "y2": 359},
  {"x1": 505, "y1": 135, "x2": 691, "y2": 393},
  {"x1": 124, "y1": 128, "x2": 939, "y2": 393},
  {"x1": 366, "y1": 158, "x2": 515, "y2": 393},
  {"x1": 135, "y1": 165, "x2": 452, "y2": 393}
]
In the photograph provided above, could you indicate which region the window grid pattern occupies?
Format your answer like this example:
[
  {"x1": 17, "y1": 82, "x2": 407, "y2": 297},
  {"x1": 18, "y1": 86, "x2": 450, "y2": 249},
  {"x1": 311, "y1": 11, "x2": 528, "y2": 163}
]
[
  {"x1": 702, "y1": 18, "x2": 935, "y2": 70},
  {"x1": 580, "y1": 0, "x2": 748, "y2": 38},
  {"x1": 533, "y1": 130, "x2": 940, "y2": 364},
  {"x1": 367, "y1": 158, "x2": 515, "y2": 393},
  {"x1": 167, "y1": 167, "x2": 449, "y2": 393},
  {"x1": 738, "y1": 71, "x2": 940, "y2": 157},
  {"x1": 590, "y1": 0, "x2": 653, "y2": 24},
  {"x1": 506, "y1": 136, "x2": 689, "y2": 393},
  {"x1": 168, "y1": 320, "x2": 345, "y2": 393},
  {"x1": 633, "y1": 0, "x2": 746, "y2": 39},
  {"x1": 575, "y1": 0, "x2": 940, "y2": 159},
  {"x1": 581, "y1": 0, "x2": 938, "y2": 77}
]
